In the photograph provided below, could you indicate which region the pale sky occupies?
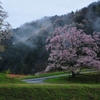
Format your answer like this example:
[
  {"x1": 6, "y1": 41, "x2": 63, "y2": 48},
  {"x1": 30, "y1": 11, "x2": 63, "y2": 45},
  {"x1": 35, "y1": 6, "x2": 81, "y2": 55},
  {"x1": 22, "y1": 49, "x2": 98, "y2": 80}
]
[{"x1": 0, "y1": 0, "x2": 98, "y2": 28}]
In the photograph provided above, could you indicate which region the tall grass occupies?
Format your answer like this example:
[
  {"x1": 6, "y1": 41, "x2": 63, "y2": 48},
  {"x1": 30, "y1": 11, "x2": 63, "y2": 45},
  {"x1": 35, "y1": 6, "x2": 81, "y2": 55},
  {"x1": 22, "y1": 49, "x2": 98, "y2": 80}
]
[{"x1": 0, "y1": 84, "x2": 99, "y2": 100}]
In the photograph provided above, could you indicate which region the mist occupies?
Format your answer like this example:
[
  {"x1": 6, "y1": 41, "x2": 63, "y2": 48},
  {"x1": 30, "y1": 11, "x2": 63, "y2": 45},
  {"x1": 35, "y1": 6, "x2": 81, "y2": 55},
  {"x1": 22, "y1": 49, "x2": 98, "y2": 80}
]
[
  {"x1": 1, "y1": 0, "x2": 100, "y2": 74},
  {"x1": 12, "y1": 17, "x2": 55, "y2": 48},
  {"x1": 85, "y1": 1, "x2": 100, "y2": 32}
]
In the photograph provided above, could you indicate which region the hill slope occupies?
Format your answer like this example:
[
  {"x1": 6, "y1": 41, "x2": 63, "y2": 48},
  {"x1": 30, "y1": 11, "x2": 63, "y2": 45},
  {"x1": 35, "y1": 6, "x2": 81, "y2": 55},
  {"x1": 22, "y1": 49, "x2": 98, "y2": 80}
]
[{"x1": 1, "y1": 1, "x2": 100, "y2": 74}]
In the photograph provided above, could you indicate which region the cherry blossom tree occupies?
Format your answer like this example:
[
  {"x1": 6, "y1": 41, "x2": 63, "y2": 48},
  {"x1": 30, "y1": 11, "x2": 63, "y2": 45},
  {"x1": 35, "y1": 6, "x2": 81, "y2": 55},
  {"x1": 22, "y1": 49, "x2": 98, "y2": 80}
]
[{"x1": 45, "y1": 25, "x2": 100, "y2": 77}]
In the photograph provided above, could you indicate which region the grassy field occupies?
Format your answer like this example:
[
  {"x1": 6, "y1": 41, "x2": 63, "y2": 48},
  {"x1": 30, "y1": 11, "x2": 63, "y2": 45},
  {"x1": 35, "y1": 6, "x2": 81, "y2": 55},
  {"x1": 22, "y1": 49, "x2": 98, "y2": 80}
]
[
  {"x1": 16, "y1": 71, "x2": 67, "y2": 79},
  {"x1": 0, "y1": 84, "x2": 100, "y2": 100},
  {"x1": 0, "y1": 73, "x2": 25, "y2": 84},
  {"x1": 45, "y1": 72, "x2": 100, "y2": 84},
  {"x1": 11, "y1": 68, "x2": 96, "y2": 80},
  {"x1": 0, "y1": 71, "x2": 99, "y2": 100}
]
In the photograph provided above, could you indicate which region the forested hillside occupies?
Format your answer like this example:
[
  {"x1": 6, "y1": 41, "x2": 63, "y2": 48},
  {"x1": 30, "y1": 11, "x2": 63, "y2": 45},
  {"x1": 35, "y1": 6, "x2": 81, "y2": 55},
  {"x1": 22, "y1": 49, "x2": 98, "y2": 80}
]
[{"x1": 0, "y1": 1, "x2": 100, "y2": 74}]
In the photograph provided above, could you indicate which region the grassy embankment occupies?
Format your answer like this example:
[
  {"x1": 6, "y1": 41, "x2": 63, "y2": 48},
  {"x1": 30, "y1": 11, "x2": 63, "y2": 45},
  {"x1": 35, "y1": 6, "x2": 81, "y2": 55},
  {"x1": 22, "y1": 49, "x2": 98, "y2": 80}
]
[
  {"x1": 0, "y1": 84, "x2": 100, "y2": 100},
  {"x1": 16, "y1": 71, "x2": 66, "y2": 79},
  {"x1": 0, "y1": 71, "x2": 100, "y2": 100},
  {"x1": 14, "y1": 68, "x2": 95, "y2": 79},
  {"x1": 45, "y1": 72, "x2": 100, "y2": 84}
]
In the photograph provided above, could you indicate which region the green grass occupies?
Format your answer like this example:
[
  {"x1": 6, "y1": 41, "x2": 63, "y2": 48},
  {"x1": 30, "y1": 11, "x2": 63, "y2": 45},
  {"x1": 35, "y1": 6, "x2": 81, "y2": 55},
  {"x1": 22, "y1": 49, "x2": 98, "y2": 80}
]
[
  {"x1": 19, "y1": 71, "x2": 66, "y2": 79},
  {"x1": 0, "y1": 72, "x2": 100, "y2": 100},
  {"x1": 0, "y1": 84, "x2": 99, "y2": 100},
  {"x1": 45, "y1": 72, "x2": 100, "y2": 84},
  {"x1": 0, "y1": 73, "x2": 25, "y2": 84},
  {"x1": 19, "y1": 68, "x2": 96, "y2": 79}
]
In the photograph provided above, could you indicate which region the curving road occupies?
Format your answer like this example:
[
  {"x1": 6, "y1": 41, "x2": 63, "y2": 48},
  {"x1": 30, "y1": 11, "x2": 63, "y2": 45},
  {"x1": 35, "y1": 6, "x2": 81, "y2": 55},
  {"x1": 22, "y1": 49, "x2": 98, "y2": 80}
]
[
  {"x1": 22, "y1": 70, "x2": 96, "y2": 84},
  {"x1": 22, "y1": 74, "x2": 68, "y2": 84}
]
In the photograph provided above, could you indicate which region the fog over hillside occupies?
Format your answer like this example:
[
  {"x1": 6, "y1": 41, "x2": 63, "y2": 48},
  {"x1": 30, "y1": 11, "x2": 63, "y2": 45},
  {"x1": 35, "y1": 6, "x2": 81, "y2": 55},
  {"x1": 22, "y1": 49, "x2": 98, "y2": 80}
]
[{"x1": 1, "y1": 1, "x2": 100, "y2": 74}]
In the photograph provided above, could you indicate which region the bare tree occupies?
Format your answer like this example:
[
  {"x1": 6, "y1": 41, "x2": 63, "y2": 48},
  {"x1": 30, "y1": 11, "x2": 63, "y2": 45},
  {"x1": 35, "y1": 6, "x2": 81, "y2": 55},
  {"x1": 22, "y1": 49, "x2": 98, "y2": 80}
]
[{"x1": 0, "y1": 2, "x2": 12, "y2": 53}]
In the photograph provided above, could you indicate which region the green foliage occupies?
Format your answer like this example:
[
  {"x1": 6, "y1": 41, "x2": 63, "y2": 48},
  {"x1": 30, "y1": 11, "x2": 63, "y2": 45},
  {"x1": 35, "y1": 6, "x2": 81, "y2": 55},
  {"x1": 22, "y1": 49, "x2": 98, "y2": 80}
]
[{"x1": 4, "y1": 69, "x2": 11, "y2": 74}]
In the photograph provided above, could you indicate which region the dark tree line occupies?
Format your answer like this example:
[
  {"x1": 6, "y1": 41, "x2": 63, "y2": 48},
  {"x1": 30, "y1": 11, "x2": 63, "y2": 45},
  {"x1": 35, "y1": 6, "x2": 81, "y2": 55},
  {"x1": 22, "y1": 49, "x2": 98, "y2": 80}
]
[{"x1": 0, "y1": 1, "x2": 100, "y2": 74}]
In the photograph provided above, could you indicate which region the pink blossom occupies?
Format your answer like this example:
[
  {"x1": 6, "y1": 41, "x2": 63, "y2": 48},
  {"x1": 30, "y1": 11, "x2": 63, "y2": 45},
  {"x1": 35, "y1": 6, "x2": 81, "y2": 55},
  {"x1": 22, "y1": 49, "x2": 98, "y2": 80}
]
[{"x1": 45, "y1": 25, "x2": 100, "y2": 72}]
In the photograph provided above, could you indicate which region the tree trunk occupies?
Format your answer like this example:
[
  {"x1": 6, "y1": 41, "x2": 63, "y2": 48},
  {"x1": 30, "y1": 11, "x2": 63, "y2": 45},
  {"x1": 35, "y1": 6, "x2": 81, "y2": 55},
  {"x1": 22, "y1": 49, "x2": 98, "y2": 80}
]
[{"x1": 72, "y1": 71, "x2": 76, "y2": 78}]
